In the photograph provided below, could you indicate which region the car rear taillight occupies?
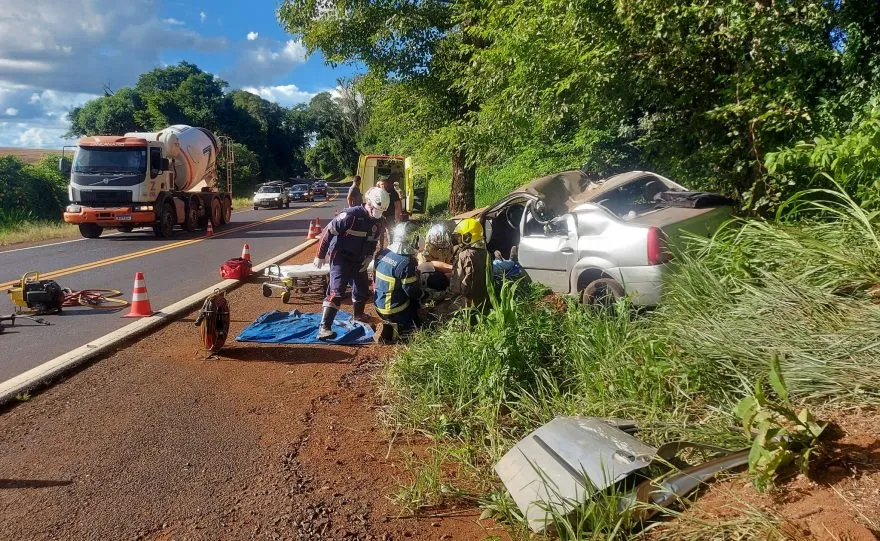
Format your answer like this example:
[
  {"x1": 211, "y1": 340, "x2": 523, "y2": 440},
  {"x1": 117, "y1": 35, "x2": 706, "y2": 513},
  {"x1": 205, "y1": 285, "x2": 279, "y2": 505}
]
[{"x1": 647, "y1": 227, "x2": 671, "y2": 265}]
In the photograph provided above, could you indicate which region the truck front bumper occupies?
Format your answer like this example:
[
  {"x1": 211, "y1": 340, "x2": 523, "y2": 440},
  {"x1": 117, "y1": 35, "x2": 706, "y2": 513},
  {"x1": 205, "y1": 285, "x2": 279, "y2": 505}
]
[{"x1": 64, "y1": 207, "x2": 157, "y2": 227}]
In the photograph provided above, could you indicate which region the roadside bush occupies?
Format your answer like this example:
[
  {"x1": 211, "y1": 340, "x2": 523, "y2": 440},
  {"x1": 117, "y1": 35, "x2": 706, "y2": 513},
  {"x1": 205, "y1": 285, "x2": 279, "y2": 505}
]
[{"x1": 0, "y1": 155, "x2": 68, "y2": 226}]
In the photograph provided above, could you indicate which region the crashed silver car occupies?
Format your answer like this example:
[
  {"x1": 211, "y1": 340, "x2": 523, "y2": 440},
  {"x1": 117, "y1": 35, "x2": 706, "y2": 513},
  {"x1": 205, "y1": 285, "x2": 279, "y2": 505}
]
[{"x1": 467, "y1": 170, "x2": 735, "y2": 306}]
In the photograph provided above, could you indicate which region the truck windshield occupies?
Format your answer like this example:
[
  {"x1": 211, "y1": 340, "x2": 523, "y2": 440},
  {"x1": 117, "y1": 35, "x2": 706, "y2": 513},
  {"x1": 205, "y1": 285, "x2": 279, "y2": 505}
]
[{"x1": 73, "y1": 147, "x2": 147, "y2": 174}]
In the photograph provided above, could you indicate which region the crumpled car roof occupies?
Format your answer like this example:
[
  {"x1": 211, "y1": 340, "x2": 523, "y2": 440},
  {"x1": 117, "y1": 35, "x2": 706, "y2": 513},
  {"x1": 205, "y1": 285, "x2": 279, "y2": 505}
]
[{"x1": 452, "y1": 170, "x2": 673, "y2": 220}]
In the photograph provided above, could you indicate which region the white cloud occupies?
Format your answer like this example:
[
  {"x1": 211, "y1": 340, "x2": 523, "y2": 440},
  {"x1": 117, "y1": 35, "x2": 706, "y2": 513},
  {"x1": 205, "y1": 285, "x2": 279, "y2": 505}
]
[
  {"x1": 242, "y1": 84, "x2": 319, "y2": 107},
  {"x1": 0, "y1": 83, "x2": 99, "y2": 147},
  {"x1": 0, "y1": 0, "x2": 228, "y2": 94},
  {"x1": 247, "y1": 31, "x2": 259, "y2": 41},
  {"x1": 163, "y1": 17, "x2": 184, "y2": 25},
  {"x1": 14, "y1": 126, "x2": 70, "y2": 148},
  {"x1": 199, "y1": 11, "x2": 206, "y2": 23},
  {"x1": 225, "y1": 39, "x2": 308, "y2": 86}
]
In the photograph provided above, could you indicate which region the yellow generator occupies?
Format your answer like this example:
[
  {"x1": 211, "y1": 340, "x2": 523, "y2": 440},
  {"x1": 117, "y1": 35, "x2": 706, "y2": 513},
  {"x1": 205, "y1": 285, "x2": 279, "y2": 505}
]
[{"x1": 8, "y1": 272, "x2": 64, "y2": 314}]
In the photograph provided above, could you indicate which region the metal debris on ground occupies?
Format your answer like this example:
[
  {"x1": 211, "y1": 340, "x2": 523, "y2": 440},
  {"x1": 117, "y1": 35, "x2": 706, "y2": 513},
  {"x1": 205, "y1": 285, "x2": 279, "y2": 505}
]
[
  {"x1": 495, "y1": 416, "x2": 748, "y2": 533},
  {"x1": 0, "y1": 313, "x2": 51, "y2": 334}
]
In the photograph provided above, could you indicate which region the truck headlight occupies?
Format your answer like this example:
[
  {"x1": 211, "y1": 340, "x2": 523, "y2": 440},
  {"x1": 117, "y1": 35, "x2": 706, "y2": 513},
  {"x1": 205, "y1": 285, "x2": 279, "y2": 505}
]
[
  {"x1": 134, "y1": 205, "x2": 153, "y2": 212},
  {"x1": 66, "y1": 204, "x2": 82, "y2": 213}
]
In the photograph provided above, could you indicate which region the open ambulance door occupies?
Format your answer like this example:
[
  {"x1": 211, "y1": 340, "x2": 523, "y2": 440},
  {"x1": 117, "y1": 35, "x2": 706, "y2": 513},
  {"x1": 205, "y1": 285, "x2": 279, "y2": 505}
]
[{"x1": 404, "y1": 157, "x2": 428, "y2": 215}]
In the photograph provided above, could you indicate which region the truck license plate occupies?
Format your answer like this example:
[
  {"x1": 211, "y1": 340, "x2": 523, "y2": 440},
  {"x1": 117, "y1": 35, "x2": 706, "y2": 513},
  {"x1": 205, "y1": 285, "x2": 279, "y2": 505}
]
[{"x1": 118, "y1": 215, "x2": 132, "y2": 221}]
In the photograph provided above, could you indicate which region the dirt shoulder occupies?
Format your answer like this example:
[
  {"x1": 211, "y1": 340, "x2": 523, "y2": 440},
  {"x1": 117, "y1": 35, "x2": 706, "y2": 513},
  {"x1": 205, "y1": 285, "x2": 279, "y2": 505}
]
[{"x1": 0, "y1": 248, "x2": 501, "y2": 540}]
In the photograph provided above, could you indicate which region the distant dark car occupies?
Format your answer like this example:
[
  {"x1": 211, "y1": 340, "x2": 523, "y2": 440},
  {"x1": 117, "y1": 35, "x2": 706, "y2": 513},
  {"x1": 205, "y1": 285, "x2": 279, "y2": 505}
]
[
  {"x1": 312, "y1": 181, "x2": 328, "y2": 198},
  {"x1": 288, "y1": 184, "x2": 314, "y2": 202}
]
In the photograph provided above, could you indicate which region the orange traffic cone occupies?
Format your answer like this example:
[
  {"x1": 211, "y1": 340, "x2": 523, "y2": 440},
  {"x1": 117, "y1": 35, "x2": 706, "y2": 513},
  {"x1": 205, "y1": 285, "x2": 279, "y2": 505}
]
[
  {"x1": 206, "y1": 220, "x2": 214, "y2": 236},
  {"x1": 307, "y1": 219, "x2": 318, "y2": 239},
  {"x1": 123, "y1": 272, "x2": 154, "y2": 318},
  {"x1": 241, "y1": 243, "x2": 251, "y2": 262}
]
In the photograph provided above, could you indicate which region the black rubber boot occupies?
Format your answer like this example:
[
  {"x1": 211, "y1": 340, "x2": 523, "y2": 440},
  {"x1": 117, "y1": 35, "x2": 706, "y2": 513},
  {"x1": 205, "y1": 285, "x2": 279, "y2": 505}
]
[
  {"x1": 318, "y1": 305, "x2": 338, "y2": 340},
  {"x1": 352, "y1": 301, "x2": 372, "y2": 323}
]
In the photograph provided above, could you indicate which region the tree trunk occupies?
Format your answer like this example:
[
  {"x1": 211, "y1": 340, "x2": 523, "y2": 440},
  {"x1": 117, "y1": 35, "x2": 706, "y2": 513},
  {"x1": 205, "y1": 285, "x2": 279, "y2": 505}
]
[{"x1": 448, "y1": 148, "x2": 476, "y2": 214}]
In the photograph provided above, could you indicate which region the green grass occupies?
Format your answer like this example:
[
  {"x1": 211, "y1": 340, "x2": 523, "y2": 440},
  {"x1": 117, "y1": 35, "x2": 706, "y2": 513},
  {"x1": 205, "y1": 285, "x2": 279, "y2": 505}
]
[
  {"x1": 231, "y1": 196, "x2": 255, "y2": 210},
  {"x1": 0, "y1": 220, "x2": 79, "y2": 247},
  {"x1": 381, "y1": 185, "x2": 880, "y2": 538}
]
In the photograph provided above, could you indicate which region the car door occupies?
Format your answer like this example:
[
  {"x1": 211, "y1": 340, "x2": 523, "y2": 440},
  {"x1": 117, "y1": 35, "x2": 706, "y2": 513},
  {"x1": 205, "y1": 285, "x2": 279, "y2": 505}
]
[{"x1": 516, "y1": 202, "x2": 578, "y2": 293}]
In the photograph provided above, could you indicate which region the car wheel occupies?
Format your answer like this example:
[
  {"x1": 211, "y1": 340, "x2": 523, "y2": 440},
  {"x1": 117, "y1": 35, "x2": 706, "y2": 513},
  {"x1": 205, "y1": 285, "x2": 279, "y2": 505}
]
[
  {"x1": 581, "y1": 278, "x2": 625, "y2": 309},
  {"x1": 254, "y1": 206, "x2": 259, "y2": 210},
  {"x1": 79, "y1": 223, "x2": 103, "y2": 238}
]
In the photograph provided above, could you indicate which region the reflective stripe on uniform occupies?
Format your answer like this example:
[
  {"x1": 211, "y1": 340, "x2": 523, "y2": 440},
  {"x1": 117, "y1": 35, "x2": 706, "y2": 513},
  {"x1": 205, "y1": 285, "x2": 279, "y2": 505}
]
[
  {"x1": 346, "y1": 230, "x2": 367, "y2": 237},
  {"x1": 402, "y1": 276, "x2": 418, "y2": 284},
  {"x1": 376, "y1": 298, "x2": 410, "y2": 315},
  {"x1": 375, "y1": 270, "x2": 395, "y2": 285}
]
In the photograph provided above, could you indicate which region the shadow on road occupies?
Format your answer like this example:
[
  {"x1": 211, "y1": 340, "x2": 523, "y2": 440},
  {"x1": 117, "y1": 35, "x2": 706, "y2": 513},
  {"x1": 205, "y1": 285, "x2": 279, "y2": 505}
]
[
  {"x1": 0, "y1": 478, "x2": 72, "y2": 489},
  {"x1": 218, "y1": 345, "x2": 354, "y2": 364}
]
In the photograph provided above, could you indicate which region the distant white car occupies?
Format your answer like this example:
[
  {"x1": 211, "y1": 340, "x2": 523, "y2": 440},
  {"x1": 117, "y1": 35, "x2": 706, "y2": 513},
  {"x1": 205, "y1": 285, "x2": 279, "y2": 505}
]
[
  {"x1": 466, "y1": 170, "x2": 735, "y2": 306},
  {"x1": 253, "y1": 183, "x2": 290, "y2": 209}
]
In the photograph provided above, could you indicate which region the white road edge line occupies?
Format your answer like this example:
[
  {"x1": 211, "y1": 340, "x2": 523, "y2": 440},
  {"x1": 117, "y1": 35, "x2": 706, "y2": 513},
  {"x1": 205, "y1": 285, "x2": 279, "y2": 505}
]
[
  {"x1": 0, "y1": 238, "x2": 319, "y2": 405},
  {"x1": 0, "y1": 231, "x2": 127, "y2": 255}
]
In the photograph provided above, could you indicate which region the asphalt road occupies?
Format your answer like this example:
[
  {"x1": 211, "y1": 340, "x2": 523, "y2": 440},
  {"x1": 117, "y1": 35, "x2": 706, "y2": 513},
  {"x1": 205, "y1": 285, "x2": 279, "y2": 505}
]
[{"x1": 0, "y1": 195, "x2": 343, "y2": 383}]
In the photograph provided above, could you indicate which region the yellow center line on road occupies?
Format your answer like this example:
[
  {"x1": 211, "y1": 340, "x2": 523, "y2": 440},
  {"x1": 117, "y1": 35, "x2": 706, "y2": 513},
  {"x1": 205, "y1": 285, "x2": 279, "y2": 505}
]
[{"x1": 0, "y1": 194, "x2": 338, "y2": 292}]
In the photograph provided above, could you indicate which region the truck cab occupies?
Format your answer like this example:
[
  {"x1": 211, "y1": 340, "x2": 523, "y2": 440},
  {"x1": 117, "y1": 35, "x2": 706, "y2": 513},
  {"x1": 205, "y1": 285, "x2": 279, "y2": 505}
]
[{"x1": 62, "y1": 137, "x2": 171, "y2": 237}]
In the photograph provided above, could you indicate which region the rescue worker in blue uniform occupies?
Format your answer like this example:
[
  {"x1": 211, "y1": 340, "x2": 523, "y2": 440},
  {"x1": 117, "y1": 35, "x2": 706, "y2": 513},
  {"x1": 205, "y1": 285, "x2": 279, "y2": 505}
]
[
  {"x1": 314, "y1": 187, "x2": 390, "y2": 340},
  {"x1": 373, "y1": 222, "x2": 422, "y2": 336}
]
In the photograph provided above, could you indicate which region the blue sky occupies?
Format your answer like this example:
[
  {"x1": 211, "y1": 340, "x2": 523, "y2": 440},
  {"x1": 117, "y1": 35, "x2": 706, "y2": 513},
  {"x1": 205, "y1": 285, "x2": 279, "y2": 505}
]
[{"x1": 0, "y1": 0, "x2": 361, "y2": 148}]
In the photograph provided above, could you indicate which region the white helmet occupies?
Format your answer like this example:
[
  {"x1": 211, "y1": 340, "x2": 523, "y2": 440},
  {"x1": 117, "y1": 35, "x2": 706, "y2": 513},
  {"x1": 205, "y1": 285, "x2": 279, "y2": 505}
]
[
  {"x1": 389, "y1": 222, "x2": 419, "y2": 255},
  {"x1": 364, "y1": 186, "x2": 390, "y2": 219}
]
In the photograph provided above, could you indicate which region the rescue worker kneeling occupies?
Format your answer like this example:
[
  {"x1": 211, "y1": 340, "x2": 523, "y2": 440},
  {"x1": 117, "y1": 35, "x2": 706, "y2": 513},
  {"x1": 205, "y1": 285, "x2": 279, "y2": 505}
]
[
  {"x1": 373, "y1": 222, "x2": 422, "y2": 339},
  {"x1": 417, "y1": 220, "x2": 455, "y2": 301},
  {"x1": 314, "y1": 187, "x2": 390, "y2": 340}
]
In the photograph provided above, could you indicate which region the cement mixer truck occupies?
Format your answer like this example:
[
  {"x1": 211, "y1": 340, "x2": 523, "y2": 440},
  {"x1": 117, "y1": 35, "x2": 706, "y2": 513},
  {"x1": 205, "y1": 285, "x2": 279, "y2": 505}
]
[{"x1": 60, "y1": 125, "x2": 233, "y2": 239}]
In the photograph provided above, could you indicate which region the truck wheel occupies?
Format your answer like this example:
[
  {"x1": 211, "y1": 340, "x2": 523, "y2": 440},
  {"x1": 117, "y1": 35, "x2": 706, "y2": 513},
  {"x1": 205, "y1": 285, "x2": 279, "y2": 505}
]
[
  {"x1": 581, "y1": 278, "x2": 625, "y2": 309},
  {"x1": 220, "y1": 198, "x2": 232, "y2": 224},
  {"x1": 253, "y1": 206, "x2": 259, "y2": 211},
  {"x1": 182, "y1": 200, "x2": 199, "y2": 232},
  {"x1": 154, "y1": 203, "x2": 175, "y2": 238},
  {"x1": 79, "y1": 223, "x2": 103, "y2": 239},
  {"x1": 210, "y1": 198, "x2": 222, "y2": 228}
]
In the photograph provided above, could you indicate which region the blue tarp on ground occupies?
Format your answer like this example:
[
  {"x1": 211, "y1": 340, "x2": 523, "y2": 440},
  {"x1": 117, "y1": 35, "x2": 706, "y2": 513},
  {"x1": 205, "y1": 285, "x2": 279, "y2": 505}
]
[{"x1": 235, "y1": 310, "x2": 374, "y2": 345}]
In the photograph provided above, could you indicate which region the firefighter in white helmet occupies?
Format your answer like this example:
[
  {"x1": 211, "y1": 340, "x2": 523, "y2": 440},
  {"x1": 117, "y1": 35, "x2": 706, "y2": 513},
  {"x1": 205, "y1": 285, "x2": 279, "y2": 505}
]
[{"x1": 314, "y1": 186, "x2": 390, "y2": 340}]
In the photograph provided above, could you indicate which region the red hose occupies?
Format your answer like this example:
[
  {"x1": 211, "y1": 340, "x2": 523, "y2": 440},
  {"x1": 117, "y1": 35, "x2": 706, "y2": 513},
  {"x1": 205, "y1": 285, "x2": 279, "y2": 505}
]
[{"x1": 61, "y1": 289, "x2": 129, "y2": 310}]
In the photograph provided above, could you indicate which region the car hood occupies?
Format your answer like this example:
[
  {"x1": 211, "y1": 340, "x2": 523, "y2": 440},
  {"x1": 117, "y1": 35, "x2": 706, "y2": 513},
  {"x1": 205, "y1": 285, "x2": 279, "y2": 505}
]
[{"x1": 254, "y1": 193, "x2": 282, "y2": 199}]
